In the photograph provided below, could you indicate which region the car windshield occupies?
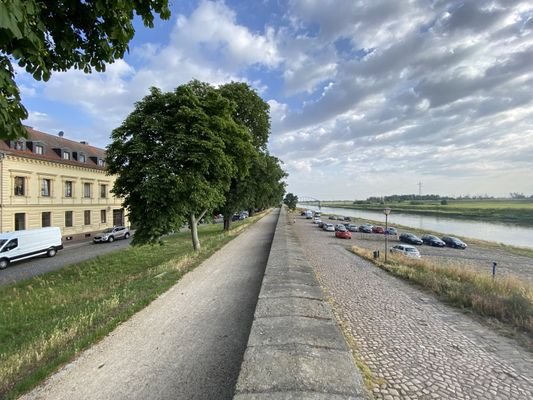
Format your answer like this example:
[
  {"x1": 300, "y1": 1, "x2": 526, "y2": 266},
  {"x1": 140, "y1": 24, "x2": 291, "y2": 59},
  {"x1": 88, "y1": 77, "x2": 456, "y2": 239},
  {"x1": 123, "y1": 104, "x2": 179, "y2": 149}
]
[
  {"x1": 0, "y1": 239, "x2": 6, "y2": 248},
  {"x1": 406, "y1": 248, "x2": 417, "y2": 252},
  {"x1": 103, "y1": 228, "x2": 114, "y2": 233}
]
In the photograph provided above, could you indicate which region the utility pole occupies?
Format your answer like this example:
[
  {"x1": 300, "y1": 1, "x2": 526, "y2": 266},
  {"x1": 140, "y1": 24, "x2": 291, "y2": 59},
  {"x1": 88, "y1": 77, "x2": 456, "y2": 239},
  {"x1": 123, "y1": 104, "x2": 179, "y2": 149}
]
[{"x1": 417, "y1": 181, "x2": 422, "y2": 197}]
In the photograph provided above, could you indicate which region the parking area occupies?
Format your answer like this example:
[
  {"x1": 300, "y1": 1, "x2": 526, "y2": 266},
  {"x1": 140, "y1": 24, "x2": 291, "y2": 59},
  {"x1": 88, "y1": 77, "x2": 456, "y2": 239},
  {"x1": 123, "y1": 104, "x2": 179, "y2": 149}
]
[{"x1": 305, "y1": 214, "x2": 533, "y2": 283}]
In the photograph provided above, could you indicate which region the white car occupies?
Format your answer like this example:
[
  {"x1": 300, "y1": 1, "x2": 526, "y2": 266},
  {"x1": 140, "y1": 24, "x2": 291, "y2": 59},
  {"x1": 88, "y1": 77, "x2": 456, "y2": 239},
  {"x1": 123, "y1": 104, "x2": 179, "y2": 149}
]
[
  {"x1": 313, "y1": 217, "x2": 321, "y2": 224},
  {"x1": 323, "y1": 223, "x2": 335, "y2": 232},
  {"x1": 390, "y1": 244, "x2": 421, "y2": 258}
]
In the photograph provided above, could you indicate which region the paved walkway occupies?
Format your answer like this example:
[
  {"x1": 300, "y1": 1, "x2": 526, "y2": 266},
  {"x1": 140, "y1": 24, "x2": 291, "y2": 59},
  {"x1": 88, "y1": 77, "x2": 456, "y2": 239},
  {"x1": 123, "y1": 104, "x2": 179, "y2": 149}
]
[
  {"x1": 293, "y1": 216, "x2": 533, "y2": 400},
  {"x1": 21, "y1": 210, "x2": 279, "y2": 400}
]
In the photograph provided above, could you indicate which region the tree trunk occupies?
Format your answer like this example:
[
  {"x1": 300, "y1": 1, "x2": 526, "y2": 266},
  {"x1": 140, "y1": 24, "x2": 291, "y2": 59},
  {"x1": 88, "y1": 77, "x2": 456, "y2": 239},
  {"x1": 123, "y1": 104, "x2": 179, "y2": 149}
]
[
  {"x1": 190, "y1": 213, "x2": 201, "y2": 251},
  {"x1": 223, "y1": 214, "x2": 231, "y2": 231},
  {"x1": 248, "y1": 208, "x2": 255, "y2": 217}
]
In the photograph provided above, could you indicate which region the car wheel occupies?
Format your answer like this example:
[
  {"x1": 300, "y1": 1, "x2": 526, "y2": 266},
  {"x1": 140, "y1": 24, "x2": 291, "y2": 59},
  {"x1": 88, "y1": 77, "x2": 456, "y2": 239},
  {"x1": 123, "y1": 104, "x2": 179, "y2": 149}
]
[
  {"x1": 108, "y1": 236, "x2": 115, "y2": 243},
  {"x1": 124, "y1": 232, "x2": 130, "y2": 239},
  {"x1": 0, "y1": 258, "x2": 9, "y2": 269},
  {"x1": 47, "y1": 248, "x2": 57, "y2": 257}
]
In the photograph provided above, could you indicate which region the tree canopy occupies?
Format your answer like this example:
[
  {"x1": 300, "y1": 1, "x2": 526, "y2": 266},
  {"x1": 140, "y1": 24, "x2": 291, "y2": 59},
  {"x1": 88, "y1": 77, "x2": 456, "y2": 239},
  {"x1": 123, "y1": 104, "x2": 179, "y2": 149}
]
[
  {"x1": 0, "y1": 0, "x2": 170, "y2": 139},
  {"x1": 106, "y1": 81, "x2": 255, "y2": 250},
  {"x1": 284, "y1": 193, "x2": 298, "y2": 210}
]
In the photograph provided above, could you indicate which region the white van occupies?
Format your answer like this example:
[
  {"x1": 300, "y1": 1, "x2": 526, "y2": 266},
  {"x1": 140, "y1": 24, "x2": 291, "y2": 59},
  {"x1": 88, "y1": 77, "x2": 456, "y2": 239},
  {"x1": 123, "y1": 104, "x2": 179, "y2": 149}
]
[{"x1": 0, "y1": 227, "x2": 63, "y2": 269}]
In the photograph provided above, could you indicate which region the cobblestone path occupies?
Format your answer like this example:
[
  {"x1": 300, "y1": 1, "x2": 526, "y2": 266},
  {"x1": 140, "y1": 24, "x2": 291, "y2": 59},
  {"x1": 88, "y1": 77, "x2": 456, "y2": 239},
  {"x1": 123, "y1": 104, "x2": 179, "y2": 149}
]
[{"x1": 292, "y1": 217, "x2": 533, "y2": 400}]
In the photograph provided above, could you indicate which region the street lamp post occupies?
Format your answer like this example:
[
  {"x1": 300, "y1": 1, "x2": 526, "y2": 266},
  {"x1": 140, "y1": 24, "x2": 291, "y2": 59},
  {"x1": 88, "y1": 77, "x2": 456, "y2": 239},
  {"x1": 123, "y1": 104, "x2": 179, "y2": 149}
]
[{"x1": 384, "y1": 207, "x2": 391, "y2": 263}]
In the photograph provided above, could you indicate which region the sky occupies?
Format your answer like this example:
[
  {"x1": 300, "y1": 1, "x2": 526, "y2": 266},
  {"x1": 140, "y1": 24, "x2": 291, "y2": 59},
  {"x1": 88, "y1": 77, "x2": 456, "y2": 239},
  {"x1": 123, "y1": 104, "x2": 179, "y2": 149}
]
[{"x1": 15, "y1": 0, "x2": 533, "y2": 200}]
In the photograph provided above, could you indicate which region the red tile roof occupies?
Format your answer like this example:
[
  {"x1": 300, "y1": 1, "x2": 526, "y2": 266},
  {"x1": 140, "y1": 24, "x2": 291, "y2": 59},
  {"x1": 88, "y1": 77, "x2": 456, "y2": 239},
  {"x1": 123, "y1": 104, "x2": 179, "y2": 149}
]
[{"x1": 0, "y1": 126, "x2": 107, "y2": 170}]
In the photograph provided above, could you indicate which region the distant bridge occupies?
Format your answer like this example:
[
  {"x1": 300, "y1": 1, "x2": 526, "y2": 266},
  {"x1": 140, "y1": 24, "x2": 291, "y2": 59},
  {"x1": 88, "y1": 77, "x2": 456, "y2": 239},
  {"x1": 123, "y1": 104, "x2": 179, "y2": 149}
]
[{"x1": 298, "y1": 196, "x2": 322, "y2": 210}]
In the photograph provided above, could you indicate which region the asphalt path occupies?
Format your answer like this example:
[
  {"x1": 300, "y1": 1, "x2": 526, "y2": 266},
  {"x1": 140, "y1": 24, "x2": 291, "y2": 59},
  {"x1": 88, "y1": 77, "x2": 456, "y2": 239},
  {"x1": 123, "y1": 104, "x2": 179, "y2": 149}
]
[
  {"x1": 0, "y1": 238, "x2": 131, "y2": 287},
  {"x1": 20, "y1": 209, "x2": 278, "y2": 400}
]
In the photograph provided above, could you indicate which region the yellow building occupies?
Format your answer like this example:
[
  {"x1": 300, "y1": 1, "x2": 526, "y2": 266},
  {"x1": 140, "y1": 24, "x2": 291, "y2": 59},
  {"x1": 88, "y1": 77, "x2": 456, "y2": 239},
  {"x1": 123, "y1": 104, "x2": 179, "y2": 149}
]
[{"x1": 0, "y1": 127, "x2": 127, "y2": 241}]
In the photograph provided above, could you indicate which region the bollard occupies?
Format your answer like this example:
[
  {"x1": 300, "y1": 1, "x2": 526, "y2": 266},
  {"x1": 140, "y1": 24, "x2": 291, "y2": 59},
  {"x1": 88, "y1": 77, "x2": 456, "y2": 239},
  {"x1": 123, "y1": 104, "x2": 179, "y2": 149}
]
[
  {"x1": 373, "y1": 250, "x2": 380, "y2": 259},
  {"x1": 492, "y1": 262, "x2": 497, "y2": 278}
]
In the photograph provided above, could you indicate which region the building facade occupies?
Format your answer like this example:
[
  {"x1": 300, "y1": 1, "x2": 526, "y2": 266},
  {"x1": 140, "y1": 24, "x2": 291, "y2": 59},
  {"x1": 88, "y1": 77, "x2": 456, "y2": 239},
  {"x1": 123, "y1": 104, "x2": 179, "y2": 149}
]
[{"x1": 0, "y1": 127, "x2": 127, "y2": 241}]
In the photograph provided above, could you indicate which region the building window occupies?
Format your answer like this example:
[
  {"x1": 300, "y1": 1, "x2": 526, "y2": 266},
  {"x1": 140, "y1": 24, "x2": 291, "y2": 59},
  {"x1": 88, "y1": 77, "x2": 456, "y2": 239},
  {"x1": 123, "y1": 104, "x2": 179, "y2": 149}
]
[
  {"x1": 15, "y1": 141, "x2": 25, "y2": 150},
  {"x1": 101, "y1": 210, "x2": 107, "y2": 223},
  {"x1": 83, "y1": 183, "x2": 92, "y2": 198},
  {"x1": 14, "y1": 176, "x2": 25, "y2": 196},
  {"x1": 79, "y1": 153, "x2": 86, "y2": 163},
  {"x1": 98, "y1": 158, "x2": 105, "y2": 167},
  {"x1": 41, "y1": 179, "x2": 51, "y2": 196},
  {"x1": 64, "y1": 181, "x2": 73, "y2": 197},
  {"x1": 65, "y1": 211, "x2": 73, "y2": 227},
  {"x1": 34, "y1": 144, "x2": 44, "y2": 154},
  {"x1": 84, "y1": 210, "x2": 91, "y2": 225},
  {"x1": 42, "y1": 212, "x2": 51, "y2": 227},
  {"x1": 63, "y1": 151, "x2": 71, "y2": 160},
  {"x1": 14, "y1": 213, "x2": 25, "y2": 230},
  {"x1": 100, "y1": 184, "x2": 107, "y2": 198}
]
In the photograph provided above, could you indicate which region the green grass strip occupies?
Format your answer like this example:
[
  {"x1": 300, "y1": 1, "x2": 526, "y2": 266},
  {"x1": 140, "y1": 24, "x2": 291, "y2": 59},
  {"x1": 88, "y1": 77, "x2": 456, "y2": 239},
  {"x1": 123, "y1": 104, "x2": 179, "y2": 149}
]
[
  {"x1": 350, "y1": 246, "x2": 533, "y2": 341},
  {"x1": 0, "y1": 213, "x2": 267, "y2": 400}
]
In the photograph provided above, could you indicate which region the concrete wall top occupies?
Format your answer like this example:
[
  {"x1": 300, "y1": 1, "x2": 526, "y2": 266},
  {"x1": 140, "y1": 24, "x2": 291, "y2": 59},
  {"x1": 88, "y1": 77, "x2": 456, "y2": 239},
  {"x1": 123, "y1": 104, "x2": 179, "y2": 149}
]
[{"x1": 233, "y1": 207, "x2": 367, "y2": 399}]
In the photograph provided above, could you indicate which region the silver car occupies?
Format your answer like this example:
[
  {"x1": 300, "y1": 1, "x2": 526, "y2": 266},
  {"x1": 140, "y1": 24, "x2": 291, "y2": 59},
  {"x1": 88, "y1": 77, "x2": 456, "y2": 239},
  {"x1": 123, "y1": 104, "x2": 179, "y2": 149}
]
[{"x1": 93, "y1": 226, "x2": 131, "y2": 243}]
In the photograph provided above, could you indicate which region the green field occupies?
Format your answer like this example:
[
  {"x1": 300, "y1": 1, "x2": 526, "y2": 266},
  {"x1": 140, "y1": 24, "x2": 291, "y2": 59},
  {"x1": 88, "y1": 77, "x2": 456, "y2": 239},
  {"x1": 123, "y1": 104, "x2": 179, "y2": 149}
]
[
  {"x1": 0, "y1": 213, "x2": 266, "y2": 400},
  {"x1": 320, "y1": 200, "x2": 533, "y2": 226}
]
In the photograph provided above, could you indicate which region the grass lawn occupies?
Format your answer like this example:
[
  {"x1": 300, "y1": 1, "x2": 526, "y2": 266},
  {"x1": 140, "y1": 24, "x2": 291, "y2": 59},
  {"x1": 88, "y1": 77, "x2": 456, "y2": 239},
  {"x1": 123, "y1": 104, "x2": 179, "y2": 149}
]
[{"x1": 0, "y1": 212, "x2": 268, "y2": 400}]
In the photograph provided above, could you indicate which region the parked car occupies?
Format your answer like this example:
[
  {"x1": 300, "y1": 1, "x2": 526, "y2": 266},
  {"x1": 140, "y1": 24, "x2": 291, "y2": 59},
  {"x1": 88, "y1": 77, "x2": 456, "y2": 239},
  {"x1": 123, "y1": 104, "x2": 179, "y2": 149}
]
[
  {"x1": 337, "y1": 216, "x2": 345, "y2": 221},
  {"x1": 313, "y1": 217, "x2": 321, "y2": 224},
  {"x1": 300, "y1": 211, "x2": 307, "y2": 216},
  {"x1": 372, "y1": 226, "x2": 385, "y2": 234},
  {"x1": 344, "y1": 216, "x2": 352, "y2": 221},
  {"x1": 323, "y1": 223, "x2": 335, "y2": 232},
  {"x1": 347, "y1": 224, "x2": 359, "y2": 232},
  {"x1": 314, "y1": 212, "x2": 321, "y2": 217},
  {"x1": 359, "y1": 224, "x2": 373, "y2": 233},
  {"x1": 390, "y1": 244, "x2": 421, "y2": 258},
  {"x1": 399, "y1": 233, "x2": 423, "y2": 245},
  {"x1": 384, "y1": 227, "x2": 398, "y2": 235},
  {"x1": 441, "y1": 236, "x2": 468, "y2": 249},
  {"x1": 335, "y1": 226, "x2": 352, "y2": 239},
  {"x1": 329, "y1": 215, "x2": 337, "y2": 220},
  {"x1": 93, "y1": 226, "x2": 131, "y2": 243},
  {"x1": 334, "y1": 224, "x2": 346, "y2": 231},
  {"x1": 232, "y1": 214, "x2": 243, "y2": 221},
  {"x1": 317, "y1": 221, "x2": 325, "y2": 228},
  {"x1": 422, "y1": 235, "x2": 446, "y2": 247}
]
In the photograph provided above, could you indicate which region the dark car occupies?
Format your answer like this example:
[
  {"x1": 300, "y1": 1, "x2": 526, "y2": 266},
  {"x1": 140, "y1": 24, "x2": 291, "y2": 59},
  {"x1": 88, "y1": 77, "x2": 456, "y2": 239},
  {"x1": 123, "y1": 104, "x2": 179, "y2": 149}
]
[
  {"x1": 372, "y1": 226, "x2": 385, "y2": 234},
  {"x1": 329, "y1": 215, "x2": 337, "y2": 220},
  {"x1": 232, "y1": 214, "x2": 243, "y2": 221},
  {"x1": 334, "y1": 224, "x2": 346, "y2": 231},
  {"x1": 422, "y1": 235, "x2": 446, "y2": 247},
  {"x1": 317, "y1": 221, "x2": 325, "y2": 228},
  {"x1": 399, "y1": 233, "x2": 423, "y2": 245},
  {"x1": 384, "y1": 227, "x2": 398, "y2": 235},
  {"x1": 344, "y1": 216, "x2": 352, "y2": 221},
  {"x1": 359, "y1": 224, "x2": 373, "y2": 233},
  {"x1": 442, "y1": 236, "x2": 468, "y2": 249}
]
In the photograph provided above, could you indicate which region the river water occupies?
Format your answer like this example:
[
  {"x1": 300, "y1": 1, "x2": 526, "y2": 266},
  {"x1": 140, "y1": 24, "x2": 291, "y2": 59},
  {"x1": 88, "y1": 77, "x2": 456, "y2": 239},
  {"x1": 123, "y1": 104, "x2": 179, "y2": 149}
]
[{"x1": 301, "y1": 205, "x2": 533, "y2": 248}]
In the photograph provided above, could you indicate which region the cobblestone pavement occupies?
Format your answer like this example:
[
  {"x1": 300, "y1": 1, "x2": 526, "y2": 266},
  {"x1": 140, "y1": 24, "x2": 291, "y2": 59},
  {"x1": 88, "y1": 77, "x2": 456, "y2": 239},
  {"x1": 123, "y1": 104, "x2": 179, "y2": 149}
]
[{"x1": 292, "y1": 216, "x2": 533, "y2": 400}]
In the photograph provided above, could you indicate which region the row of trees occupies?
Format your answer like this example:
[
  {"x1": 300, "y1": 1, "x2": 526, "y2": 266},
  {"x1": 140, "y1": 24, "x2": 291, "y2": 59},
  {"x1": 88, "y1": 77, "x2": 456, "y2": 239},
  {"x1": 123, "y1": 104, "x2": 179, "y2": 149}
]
[{"x1": 106, "y1": 80, "x2": 286, "y2": 250}]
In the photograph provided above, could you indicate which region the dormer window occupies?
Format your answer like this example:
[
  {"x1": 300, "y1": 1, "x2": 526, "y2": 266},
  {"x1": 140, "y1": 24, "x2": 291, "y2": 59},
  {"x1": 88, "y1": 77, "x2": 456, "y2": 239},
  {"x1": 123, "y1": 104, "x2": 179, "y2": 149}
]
[
  {"x1": 14, "y1": 140, "x2": 25, "y2": 150},
  {"x1": 34, "y1": 144, "x2": 44, "y2": 154},
  {"x1": 79, "y1": 153, "x2": 86, "y2": 163},
  {"x1": 98, "y1": 158, "x2": 105, "y2": 167},
  {"x1": 63, "y1": 151, "x2": 71, "y2": 160}
]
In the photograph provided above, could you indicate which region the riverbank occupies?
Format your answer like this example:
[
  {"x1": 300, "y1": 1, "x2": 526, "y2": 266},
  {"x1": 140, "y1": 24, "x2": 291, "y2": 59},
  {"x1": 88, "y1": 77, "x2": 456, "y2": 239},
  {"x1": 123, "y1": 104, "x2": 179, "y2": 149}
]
[{"x1": 321, "y1": 200, "x2": 533, "y2": 227}]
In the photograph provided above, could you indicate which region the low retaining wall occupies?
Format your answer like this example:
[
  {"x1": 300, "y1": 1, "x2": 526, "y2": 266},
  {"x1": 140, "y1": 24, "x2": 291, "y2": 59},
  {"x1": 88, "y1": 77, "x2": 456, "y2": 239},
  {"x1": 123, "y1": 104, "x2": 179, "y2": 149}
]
[{"x1": 233, "y1": 207, "x2": 367, "y2": 399}]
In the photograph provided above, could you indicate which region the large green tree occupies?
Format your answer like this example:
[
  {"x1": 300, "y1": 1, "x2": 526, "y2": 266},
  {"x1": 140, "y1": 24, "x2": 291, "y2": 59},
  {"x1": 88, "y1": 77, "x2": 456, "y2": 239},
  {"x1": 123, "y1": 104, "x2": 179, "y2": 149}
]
[
  {"x1": 284, "y1": 193, "x2": 298, "y2": 211},
  {"x1": 217, "y1": 82, "x2": 281, "y2": 230},
  {"x1": 106, "y1": 81, "x2": 254, "y2": 251},
  {"x1": 0, "y1": 0, "x2": 170, "y2": 140}
]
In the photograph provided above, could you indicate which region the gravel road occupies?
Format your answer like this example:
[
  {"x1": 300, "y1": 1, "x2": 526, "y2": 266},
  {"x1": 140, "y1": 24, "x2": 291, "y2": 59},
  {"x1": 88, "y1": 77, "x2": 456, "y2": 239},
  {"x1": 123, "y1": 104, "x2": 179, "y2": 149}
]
[
  {"x1": 293, "y1": 216, "x2": 533, "y2": 400},
  {"x1": 0, "y1": 239, "x2": 131, "y2": 287},
  {"x1": 20, "y1": 209, "x2": 278, "y2": 400}
]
